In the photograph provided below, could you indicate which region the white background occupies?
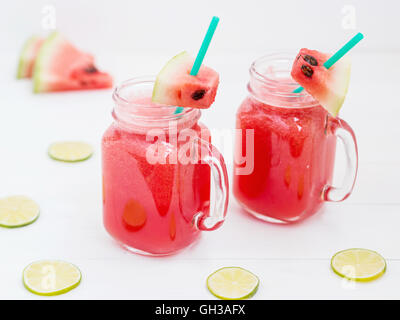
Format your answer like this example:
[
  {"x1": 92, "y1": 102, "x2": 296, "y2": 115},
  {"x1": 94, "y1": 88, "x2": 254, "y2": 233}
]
[{"x1": 0, "y1": 0, "x2": 400, "y2": 299}]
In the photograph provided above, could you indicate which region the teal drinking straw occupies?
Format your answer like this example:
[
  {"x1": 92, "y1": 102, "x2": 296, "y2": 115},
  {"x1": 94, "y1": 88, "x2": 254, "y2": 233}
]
[
  {"x1": 190, "y1": 16, "x2": 220, "y2": 76},
  {"x1": 293, "y1": 32, "x2": 364, "y2": 93},
  {"x1": 174, "y1": 16, "x2": 220, "y2": 114}
]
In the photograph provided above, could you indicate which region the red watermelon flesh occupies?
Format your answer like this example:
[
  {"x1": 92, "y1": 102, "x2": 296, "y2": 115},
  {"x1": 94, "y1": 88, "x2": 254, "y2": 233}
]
[
  {"x1": 291, "y1": 48, "x2": 351, "y2": 116},
  {"x1": 17, "y1": 36, "x2": 44, "y2": 79},
  {"x1": 33, "y1": 32, "x2": 112, "y2": 93},
  {"x1": 152, "y1": 51, "x2": 219, "y2": 109}
]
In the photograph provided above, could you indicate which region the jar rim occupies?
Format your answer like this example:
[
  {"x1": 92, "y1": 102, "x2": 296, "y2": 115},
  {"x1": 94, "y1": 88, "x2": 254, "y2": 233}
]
[
  {"x1": 249, "y1": 52, "x2": 320, "y2": 108},
  {"x1": 112, "y1": 76, "x2": 200, "y2": 124}
]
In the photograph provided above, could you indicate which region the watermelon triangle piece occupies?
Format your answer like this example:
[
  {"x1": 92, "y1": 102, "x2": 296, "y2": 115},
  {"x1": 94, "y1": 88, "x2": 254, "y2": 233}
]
[
  {"x1": 152, "y1": 51, "x2": 219, "y2": 109},
  {"x1": 33, "y1": 32, "x2": 113, "y2": 93},
  {"x1": 17, "y1": 36, "x2": 44, "y2": 79},
  {"x1": 291, "y1": 48, "x2": 351, "y2": 116}
]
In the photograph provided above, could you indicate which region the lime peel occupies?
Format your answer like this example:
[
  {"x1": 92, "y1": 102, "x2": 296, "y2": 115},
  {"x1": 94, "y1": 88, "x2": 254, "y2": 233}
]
[{"x1": 207, "y1": 267, "x2": 259, "y2": 300}]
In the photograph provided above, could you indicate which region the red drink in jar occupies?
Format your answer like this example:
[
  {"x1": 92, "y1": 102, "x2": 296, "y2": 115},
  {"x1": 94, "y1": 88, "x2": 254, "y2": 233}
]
[
  {"x1": 102, "y1": 77, "x2": 229, "y2": 255},
  {"x1": 234, "y1": 54, "x2": 358, "y2": 223}
]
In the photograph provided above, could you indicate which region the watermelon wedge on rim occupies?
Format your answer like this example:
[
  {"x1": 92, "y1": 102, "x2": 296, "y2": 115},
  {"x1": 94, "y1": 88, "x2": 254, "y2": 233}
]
[
  {"x1": 33, "y1": 32, "x2": 112, "y2": 93},
  {"x1": 291, "y1": 48, "x2": 351, "y2": 116},
  {"x1": 152, "y1": 51, "x2": 219, "y2": 109},
  {"x1": 17, "y1": 36, "x2": 44, "y2": 79}
]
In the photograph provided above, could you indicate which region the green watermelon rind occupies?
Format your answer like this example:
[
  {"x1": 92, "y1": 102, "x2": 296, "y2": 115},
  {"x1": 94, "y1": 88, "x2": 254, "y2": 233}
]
[
  {"x1": 292, "y1": 50, "x2": 352, "y2": 117},
  {"x1": 152, "y1": 51, "x2": 192, "y2": 103},
  {"x1": 17, "y1": 36, "x2": 41, "y2": 79},
  {"x1": 322, "y1": 57, "x2": 351, "y2": 117},
  {"x1": 33, "y1": 32, "x2": 62, "y2": 93}
]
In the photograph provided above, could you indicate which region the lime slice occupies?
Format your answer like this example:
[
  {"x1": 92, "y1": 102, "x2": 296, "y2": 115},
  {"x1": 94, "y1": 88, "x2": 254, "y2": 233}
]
[
  {"x1": 48, "y1": 141, "x2": 93, "y2": 162},
  {"x1": 207, "y1": 267, "x2": 259, "y2": 300},
  {"x1": 0, "y1": 196, "x2": 39, "y2": 228},
  {"x1": 23, "y1": 260, "x2": 81, "y2": 296},
  {"x1": 331, "y1": 248, "x2": 386, "y2": 282}
]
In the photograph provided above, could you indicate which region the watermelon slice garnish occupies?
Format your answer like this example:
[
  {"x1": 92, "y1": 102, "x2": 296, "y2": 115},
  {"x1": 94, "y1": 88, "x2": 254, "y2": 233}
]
[
  {"x1": 152, "y1": 51, "x2": 219, "y2": 109},
  {"x1": 291, "y1": 48, "x2": 351, "y2": 116},
  {"x1": 17, "y1": 36, "x2": 44, "y2": 79},
  {"x1": 33, "y1": 32, "x2": 112, "y2": 93}
]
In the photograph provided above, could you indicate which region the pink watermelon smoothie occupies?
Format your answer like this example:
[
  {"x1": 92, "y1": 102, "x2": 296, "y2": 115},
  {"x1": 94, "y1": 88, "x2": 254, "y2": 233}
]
[
  {"x1": 102, "y1": 95, "x2": 211, "y2": 255},
  {"x1": 235, "y1": 98, "x2": 337, "y2": 222},
  {"x1": 234, "y1": 54, "x2": 338, "y2": 223}
]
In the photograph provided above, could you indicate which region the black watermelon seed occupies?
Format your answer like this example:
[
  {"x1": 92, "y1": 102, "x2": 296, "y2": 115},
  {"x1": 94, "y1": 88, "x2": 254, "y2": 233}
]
[
  {"x1": 301, "y1": 65, "x2": 313, "y2": 78},
  {"x1": 191, "y1": 89, "x2": 206, "y2": 101},
  {"x1": 303, "y1": 54, "x2": 318, "y2": 66},
  {"x1": 84, "y1": 65, "x2": 98, "y2": 73}
]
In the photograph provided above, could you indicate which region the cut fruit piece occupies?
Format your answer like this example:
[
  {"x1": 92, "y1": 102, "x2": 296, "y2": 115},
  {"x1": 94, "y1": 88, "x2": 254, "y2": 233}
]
[
  {"x1": 291, "y1": 48, "x2": 351, "y2": 116},
  {"x1": 33, "y1": 32, "x2": 112, "y2": 93},
  {"x1": 0, "y1": 196, "x2": 39, "y2": 228},
  {"x1": 207, "y1": 267, "x2": 259, "y2": 300},
  {"x1": 122, "y1": 199, "x2": 147, "y2": 231},
  {"x1": 331, "y1": 248, "x2": 386, "y2": 282},
  {"x1": 17, "y1": 36, "x2": 44, "y2": 79},
  {"x1": 152, "y1": 51, "x2": 219, "y2": 109},
  {"x1": 23, "y1": 260, "x2": 81, "y2": 296},
  {"x1": 48, "y1": 141, "x2": 93, "y2": 162}
]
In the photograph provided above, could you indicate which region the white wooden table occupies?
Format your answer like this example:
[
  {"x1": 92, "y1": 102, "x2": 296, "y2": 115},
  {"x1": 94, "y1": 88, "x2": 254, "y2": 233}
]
[{"x1": 0, "y1": 51, "x2": 399, "y2": 299}]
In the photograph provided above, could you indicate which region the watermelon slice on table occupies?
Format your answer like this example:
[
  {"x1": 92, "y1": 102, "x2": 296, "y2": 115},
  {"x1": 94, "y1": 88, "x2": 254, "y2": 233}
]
[
  {"x1": 291, "y1": 48, "x2": 351, "y2": 116},
  {"x1": 152, "y1": 51, "x2": 219, "y2": 109},
  {"x1": 33, "y1": 32, "x2": 112, "y2": 93},
  {"x1": 17, "y1": 36, "x2": 44, "y2": 79}
]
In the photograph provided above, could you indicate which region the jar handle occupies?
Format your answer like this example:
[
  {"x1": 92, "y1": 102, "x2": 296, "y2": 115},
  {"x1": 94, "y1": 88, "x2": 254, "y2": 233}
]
[
  {"x1": 192, "y1": 138, "x2": 229, "y2": 231},
  {"x1": 323, "y1": 117, "x2": 358, "y2": 202}
]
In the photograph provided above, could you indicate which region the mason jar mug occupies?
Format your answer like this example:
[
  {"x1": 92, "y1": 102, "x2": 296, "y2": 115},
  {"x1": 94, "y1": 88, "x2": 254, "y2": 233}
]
[
  {"x1": 233, "y1": 53, "x2": 358, "y2": 223},
  {"x1": 102, "y1": 77, "x2": 229, "y2": 255}
]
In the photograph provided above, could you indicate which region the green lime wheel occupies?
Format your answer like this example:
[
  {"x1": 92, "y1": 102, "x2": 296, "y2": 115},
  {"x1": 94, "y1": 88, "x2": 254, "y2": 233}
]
[
  {"x1": 0, "y1": 196, "x2": 39, "y2": 228},
  {"x1": 331, "y1": 248, "x2": 386, "y2": 282},
  {"x1": 48, "y1": 141, "x2": 93, "y2": 162},
  {"x1": 207, "y1": 267, "x2": 259, "y2": 300},
  {"x1": 23, "y1": 260, "x2": 81, "y2": 296}
]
